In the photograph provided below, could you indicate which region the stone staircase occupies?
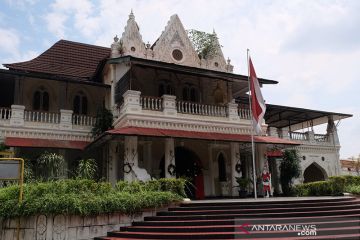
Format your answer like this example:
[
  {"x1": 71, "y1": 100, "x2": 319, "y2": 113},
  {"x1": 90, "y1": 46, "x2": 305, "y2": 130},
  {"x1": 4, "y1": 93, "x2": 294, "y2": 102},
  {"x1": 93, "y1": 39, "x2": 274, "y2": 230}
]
[{"x1": 95, "y1": 197, "x2": 360, "y2": 239}]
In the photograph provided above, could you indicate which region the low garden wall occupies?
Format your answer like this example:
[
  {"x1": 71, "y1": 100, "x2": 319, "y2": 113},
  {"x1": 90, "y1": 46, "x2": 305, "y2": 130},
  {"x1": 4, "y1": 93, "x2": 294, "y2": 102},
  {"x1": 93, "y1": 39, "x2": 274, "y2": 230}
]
[
  {"x1": 0, "y1": 179, "x2": 186, "y2": 240},
  {"x1": 0, "y1": 207, "x2": 171, "y2": 240}
]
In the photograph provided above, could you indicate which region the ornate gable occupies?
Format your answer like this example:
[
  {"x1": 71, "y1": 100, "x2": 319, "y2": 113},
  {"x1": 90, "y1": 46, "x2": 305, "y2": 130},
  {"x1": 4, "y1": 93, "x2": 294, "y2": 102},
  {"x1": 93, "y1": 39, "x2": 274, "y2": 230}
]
[
  {"x1": 120, "y1": 11, "x2": 146, "y2": 58},
  {"x1": 152, "y1": 14, "x2": 200, "y2": 68},
  {"x1": 201, "y1": 30, "x2": 228, "y2": 72}
]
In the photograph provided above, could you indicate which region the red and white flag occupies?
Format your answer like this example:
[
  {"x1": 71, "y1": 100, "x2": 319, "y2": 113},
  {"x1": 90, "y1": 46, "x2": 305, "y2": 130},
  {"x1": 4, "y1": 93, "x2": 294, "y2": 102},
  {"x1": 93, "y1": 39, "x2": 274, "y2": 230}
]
[{"x1": 249, "y1": 57, "x2": 266, "y2": 135}]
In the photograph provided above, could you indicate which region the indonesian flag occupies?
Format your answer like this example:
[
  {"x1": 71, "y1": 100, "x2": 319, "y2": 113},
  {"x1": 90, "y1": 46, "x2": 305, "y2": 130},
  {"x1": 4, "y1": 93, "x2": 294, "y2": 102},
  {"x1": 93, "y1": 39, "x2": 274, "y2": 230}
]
[{"x1": 249, "y1": 57, "x2": 266, "y2": 135}]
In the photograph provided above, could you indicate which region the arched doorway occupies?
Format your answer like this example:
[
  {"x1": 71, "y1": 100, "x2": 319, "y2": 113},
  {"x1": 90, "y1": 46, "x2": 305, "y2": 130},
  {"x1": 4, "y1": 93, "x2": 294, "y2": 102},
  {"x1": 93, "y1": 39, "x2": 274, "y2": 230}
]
[
  {"x1": 303, "y1": 162, "x2": 327, "y2": 183},
  {"x1": 159, "y1": 146, "x2": 204, "y2": 199}
]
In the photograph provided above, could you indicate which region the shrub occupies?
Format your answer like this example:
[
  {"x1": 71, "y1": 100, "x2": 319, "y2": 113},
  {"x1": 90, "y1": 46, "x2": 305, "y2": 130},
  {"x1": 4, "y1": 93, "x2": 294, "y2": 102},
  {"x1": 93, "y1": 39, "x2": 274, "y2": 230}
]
[
  {"x1": 36, "y1": 152, "x2": 65, "y2": 180},
  {"x1": 115, "y1": 178, "x2": 187, "y2": 197},
  {"x1": 76, "y1": 158, "x2": 98, "y2": 180},
  {"x1": 345, "y1": 185, "x2": 360, "y2": 195},
  {"x1": 0, "y1": 179, "x2": 183, "y2": 218},
  {"x1": 329, "y1": 176, "x2": 346, "y2": 196},
  {"x1": 280, "y1": 149, "x2": 301, "y2": 196},
  {"x1": 294, "y1": 175, "x2": 360, "y2": 196}
]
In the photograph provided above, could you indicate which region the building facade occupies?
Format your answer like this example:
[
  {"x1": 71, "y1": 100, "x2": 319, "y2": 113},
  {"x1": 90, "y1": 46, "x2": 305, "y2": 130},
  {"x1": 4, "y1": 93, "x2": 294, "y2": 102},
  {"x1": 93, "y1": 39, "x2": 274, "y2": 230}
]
[{"x1": 0, "y1": 12, "x2": 351, "y2": 198}]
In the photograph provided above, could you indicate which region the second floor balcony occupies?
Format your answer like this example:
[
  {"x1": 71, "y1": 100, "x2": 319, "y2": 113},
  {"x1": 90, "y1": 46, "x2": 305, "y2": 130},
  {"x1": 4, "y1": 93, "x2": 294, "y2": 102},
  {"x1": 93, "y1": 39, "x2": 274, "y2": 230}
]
[
  {"x1": 113, "y1": 90, "x2": 256, "y2": 135},
  {"x1": 0, "y1": 105, "x2": 95, "y2": 142}
]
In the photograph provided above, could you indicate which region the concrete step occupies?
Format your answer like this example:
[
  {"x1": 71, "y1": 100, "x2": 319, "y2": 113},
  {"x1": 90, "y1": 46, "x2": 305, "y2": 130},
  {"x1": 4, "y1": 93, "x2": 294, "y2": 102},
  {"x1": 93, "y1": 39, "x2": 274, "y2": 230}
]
[{"x1": 160, "y1": 203, "x2": 360, "y2": 216}]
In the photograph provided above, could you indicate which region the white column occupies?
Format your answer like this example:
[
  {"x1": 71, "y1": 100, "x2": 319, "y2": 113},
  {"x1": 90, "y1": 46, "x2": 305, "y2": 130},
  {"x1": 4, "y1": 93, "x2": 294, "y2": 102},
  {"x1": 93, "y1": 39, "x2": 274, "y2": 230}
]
[
  {"x1": 268, "y1": 127, "x2": 279, "y2": 137},
  {"x1": 122, "y1": 90, "x2": 141, "y2": 113},
  {"x1": 144, "y1": 142, "x2": 153, "y2": 175},
  {"x1": 208, "y1": 145, "x2": 215, "y2": 196},
  {"x1": 10, "y1": 105, "x2": 25, "y2": 126},
  {"x1": 108, "y1": 142, "x2": 118, "y2": 186},
  {"x1": 230, "y1": 142, "x2": 241, "y2": 196},
  {"x1": 227, "y1": 99, "x2": 240, "y2": 122},
  {"x1": 164, "y1": 138, "x2": 176, "y2": 178},
  {"x1": 162, "y1": 95, "x2": 177, "y2": 116},
  {"x1": 280, "y1": 128, "x2": 290, "y2": 140},
  {"x1": 59, "y1": 109, "x2": 73, "y2": 130},
  {"x1": 124, "y1": 136, "x2": 138, "y2": 182}
]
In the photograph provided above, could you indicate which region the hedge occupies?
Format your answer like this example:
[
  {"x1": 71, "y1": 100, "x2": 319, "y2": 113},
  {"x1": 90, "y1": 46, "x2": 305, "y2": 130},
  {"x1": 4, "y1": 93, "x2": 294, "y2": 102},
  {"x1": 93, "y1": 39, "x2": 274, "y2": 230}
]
[
  {"x1": 294, "y1": 175, "x2": 360, "y2": 196},
  {"x1": 115, "y1": 178, "x2": 187, "y2": 197},
  {"x1": 0, "y1": 179, "x2": 185, "y2": 218}
]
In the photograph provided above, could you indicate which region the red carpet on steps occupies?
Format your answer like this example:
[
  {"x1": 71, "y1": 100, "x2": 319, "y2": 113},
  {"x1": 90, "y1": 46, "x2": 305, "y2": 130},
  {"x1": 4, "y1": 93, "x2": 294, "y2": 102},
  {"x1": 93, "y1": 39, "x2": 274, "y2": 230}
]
[{"x1": 95, "y1": 197, "x2": 360, "y2": 240}]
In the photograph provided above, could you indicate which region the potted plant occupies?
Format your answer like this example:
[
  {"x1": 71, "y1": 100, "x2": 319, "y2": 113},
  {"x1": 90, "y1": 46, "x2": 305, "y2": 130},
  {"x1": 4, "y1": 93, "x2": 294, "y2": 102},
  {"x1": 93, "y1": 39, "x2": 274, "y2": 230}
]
[{"x1": 235, "y1": 177, "x2": 251, "y2": 198}]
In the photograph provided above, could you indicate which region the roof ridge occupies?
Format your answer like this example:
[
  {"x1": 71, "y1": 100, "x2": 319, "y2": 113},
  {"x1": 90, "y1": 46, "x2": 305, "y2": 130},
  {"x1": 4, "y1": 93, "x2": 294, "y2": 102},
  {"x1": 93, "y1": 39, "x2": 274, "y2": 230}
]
[{"x1": 57, "y1": 39, "x2": 110, "y2": 50}]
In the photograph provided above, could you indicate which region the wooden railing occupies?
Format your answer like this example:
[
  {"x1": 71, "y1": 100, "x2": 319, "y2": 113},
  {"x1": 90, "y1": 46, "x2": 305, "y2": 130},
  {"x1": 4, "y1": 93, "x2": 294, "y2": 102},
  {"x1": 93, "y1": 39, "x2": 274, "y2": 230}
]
[
  {"x1": 176, "y1": 101, "x2": 227, "y2": 117},
  {"x1": 289, "y1": 131, "x2": 309, "y2": 141},
  {"x1": 314, "y1": 134, "x2": 329, "y2": 142},
  {"x1": 140, "y1": 96, "x2": 163, "y2": 111},
  {"x1": 0, "y1": 108, "x2": 11, "y2": 120},
  {"x1": 72, "y1": 114, "x2": 96, "y2": 126},
  {"x1": 24, "y1": 110, "x2": 60, "y2": 123}
]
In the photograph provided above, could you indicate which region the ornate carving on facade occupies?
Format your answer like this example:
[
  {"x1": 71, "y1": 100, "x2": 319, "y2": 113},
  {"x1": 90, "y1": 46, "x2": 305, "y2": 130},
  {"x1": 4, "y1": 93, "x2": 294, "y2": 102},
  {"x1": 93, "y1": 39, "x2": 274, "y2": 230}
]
[
  {"x1": 35, "y1": 215, "x2": 47, "y2": 240},
  {"x1": 120, "y1": 10, "x2": 146, "y2": 58},
  {"x1": 152, "y1": 14, "x2": 200, "y2": 68},
  {"x1": 53, "y1": 214, "x2": 66, "y2": 240}
]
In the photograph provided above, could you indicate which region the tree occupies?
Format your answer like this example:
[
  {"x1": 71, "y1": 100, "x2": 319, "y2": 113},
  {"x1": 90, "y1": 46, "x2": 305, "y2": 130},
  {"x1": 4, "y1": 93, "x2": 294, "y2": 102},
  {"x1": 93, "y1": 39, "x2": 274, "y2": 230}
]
[
  {"x1": 187, "y1": 29, "x2": 220, "y2": 59},
  {"x1": 91, "y1": 107, "x2": 113, "y2": 137},
  {"x1": 280, "y1": 149, "x2": 301, "y2": 196}
]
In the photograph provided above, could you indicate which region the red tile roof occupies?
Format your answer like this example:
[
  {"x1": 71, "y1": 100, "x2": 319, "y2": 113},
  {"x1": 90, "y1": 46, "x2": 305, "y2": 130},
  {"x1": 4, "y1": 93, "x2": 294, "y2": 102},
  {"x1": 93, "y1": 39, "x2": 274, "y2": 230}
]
[
  {"x1": 4, "y1": 40, "x2": 110, "y2": 81},
  {"x1": 5, "y1": 137, "x2": 89, "y2": 150}
]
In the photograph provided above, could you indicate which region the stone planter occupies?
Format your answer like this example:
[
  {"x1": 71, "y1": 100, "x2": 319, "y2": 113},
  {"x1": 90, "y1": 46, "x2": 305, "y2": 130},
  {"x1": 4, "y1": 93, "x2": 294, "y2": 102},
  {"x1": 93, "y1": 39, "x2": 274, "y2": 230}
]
[{"x1": 0, "y1": 206, "x2": 172, "y2": 240}]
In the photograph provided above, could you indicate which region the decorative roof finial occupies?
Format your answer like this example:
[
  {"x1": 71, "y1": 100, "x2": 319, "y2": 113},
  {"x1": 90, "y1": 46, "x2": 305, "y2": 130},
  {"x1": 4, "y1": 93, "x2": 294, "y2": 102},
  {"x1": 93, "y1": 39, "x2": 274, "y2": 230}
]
[
  {"x1": 129, "y1": 9, "x2": 135, "y2": 20},
  {"x1": 146, "y1": 41, "x2": 151, "y2": 49},
  {"x1": 114, "y1": 35, "x2": 119, "y2": 43},
  {"x1": 227, "y1": 57, "x2": 231, "y2": 64}
]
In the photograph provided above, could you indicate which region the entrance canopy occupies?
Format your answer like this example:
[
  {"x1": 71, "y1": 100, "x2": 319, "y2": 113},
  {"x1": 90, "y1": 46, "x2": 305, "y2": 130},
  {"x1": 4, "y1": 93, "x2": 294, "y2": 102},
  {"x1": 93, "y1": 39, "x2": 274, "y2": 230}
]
[
  {"x1": 99, "y1": 127, "x2": 299, "y2": 145},
  {"x1": 264, "y1": 104, "x2": 352, "y2": 131},
  {"x1": 5, "y1": 137, "x2": 89, "y2": 150}
]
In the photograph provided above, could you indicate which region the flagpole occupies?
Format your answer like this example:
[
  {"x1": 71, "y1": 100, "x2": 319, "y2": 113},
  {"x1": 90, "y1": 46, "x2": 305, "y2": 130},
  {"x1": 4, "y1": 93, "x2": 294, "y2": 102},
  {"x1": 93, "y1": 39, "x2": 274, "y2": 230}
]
[{"x1": 247, "y1": 49, "x2": 257, "y2": 199}]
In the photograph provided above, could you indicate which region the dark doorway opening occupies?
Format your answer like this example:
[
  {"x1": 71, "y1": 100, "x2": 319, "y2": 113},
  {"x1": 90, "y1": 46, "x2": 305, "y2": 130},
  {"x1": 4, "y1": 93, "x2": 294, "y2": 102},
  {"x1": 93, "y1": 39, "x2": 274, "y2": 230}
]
[
  {"x1": 160, "y1": 146, "x2": 204, "y2": 199},
  {"x1": 303, "y1": 162, "x2": 326, "y2": 183}
]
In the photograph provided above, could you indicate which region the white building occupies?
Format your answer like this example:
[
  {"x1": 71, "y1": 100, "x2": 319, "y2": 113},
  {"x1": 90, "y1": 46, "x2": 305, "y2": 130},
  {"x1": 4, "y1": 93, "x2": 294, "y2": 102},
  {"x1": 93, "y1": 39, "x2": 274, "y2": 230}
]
[{"x1": 0, "y1": 12, "x2": 352, "y2": 198}]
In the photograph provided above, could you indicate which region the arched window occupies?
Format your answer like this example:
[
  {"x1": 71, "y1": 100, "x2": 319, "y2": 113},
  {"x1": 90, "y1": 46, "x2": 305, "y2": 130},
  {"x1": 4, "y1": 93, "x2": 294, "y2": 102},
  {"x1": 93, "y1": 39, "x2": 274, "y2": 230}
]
[
  {"x1": 218, "y1": 153, "x2": 227, "y2": 182},
  {"x1": 182, "y1": 85, "x2": 199, "y2": 102},
  {"x1": 33, "y1": 87, "x2": 49, "y2": 111},
  {"x1": 73, "y1": 91, "x2": 88, "y2": 115}
]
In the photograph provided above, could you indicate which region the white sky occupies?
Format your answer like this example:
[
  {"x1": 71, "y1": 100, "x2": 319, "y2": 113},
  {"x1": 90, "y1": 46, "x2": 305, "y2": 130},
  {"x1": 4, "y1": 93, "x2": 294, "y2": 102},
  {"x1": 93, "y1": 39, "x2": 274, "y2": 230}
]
[{"x1": 0, "y1": 0, "x2": 359, "y2": 159}]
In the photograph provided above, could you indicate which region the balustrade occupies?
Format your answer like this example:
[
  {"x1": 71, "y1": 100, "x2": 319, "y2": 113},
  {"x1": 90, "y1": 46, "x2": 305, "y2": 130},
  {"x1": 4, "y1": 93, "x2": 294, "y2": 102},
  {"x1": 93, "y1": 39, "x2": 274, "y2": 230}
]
[
  {"x1": 237, "y1": 107, "x2": 251, "y2": 120},
  {"x1": 24, "y1": 110, "x2": 60, "y2": 124},
  {"x1": 176, "y1": 100, "x2": 227, "y2": 117},
  {"x1": 72, "y1": 114, "x2": 96, "y2": 126},
  {"x1": 0, "y1": 108, "x2": 11, "y2": 120},
  {"x1": 314, "y1": 134, "x2": 329, "y2": 142},
  {"x1": 289, "y1": 131, "x2": 309, "y2": 141},
  {"x1": 140, "y1": 96, "x2": 163, "y2": 111}
]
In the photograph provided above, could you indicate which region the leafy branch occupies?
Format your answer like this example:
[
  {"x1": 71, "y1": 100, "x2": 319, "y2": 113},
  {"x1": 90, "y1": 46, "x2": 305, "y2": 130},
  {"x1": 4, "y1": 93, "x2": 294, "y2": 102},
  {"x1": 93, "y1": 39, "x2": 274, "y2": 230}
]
[{"x1": 187, "y1": 29, "x2": 221, "y2": 59}]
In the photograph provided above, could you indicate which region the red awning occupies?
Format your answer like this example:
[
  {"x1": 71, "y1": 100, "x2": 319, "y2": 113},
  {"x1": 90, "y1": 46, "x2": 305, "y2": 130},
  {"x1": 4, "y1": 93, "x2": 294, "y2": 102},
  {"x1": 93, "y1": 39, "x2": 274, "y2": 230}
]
[
  {"x1": 107, "y1": 127, "x2": 299, "y2": 145},
  {"x1": 5, "y1": 137, "x2": 89, "y2": 150}
]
